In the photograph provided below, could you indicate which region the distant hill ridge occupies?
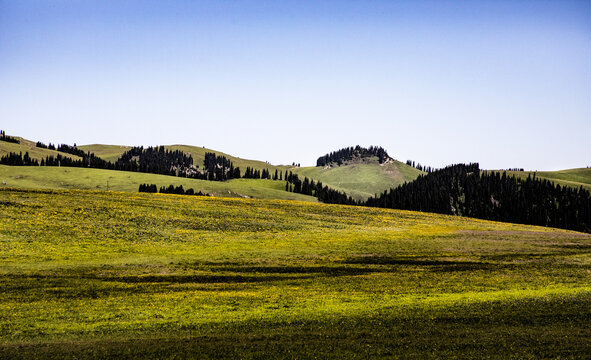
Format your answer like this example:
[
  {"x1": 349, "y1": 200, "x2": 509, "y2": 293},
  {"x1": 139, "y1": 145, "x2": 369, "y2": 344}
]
[{"x1": 4, "y1": 131, "x2": 589, "y2": 207}]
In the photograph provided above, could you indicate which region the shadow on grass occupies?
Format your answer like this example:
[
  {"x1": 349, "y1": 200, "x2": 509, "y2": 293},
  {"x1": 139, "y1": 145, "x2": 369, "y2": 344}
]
[
  {"x1": 98, "y1": 273, "x2": 311, "y2": 284},
  {"x1": 340, "y1": 256, "x2": 495, "y2": 272},
  {"x1": 2, "y1": 292, "x2": 590, "y2": 360},
  {"x1": 0, "y1": 258, "x2": 512, "y2": 301},
  {"x1": 202, "y1": 265, "x2": 378, "y2": 276}
]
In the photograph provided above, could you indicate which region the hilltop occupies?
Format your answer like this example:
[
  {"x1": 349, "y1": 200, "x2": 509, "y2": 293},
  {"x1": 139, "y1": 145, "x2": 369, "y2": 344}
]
[
  {"x1": 293, "y1": 160, "x2": 423, "y2": 201},
  {"x1": 293, "y1": 145, "x2": 424, "y2": 200}
]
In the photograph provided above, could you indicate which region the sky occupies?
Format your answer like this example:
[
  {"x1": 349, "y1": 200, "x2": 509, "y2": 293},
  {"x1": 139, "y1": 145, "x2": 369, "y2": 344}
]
[{"x1": 1, "y1": 0, "x2": 590, "y2": 170}]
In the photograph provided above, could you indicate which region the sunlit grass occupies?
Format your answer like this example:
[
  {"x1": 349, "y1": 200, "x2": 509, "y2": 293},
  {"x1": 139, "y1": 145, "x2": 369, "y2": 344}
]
[{"x1": 1, "y1": 188, "x2": 590, "y2": 358}]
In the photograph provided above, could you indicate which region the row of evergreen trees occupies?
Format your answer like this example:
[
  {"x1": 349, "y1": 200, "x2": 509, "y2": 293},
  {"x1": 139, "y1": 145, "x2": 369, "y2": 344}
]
[
  {"x1": 36, "y1": 142, "x2": 56, "y2": 150},
  {"x1": 243, "y1": 167, "x2": 285, "y2": 180},
  {"x1": 0, "y1": 130, "x2": 19, "y2": 144},
  {"x1": 40, "y1": 152, "x2": 111, "y2": 168},
  {"x1": 138, "y1": 183, "x2": 207, "y2": 196},
  {"x1": 56, "y1": 144, "x2": 86, "y2": 158},
  {"x1": 405, "y1": 160, "x2": 435, "y2": 173},
  {"x1": 317, "y1": 145, "x2": 390, "y2": 167},
  {"x1": 505, "y1": 168, "x2": 525, "y2": 172},
  {"x1": 364, "y1": 163, "x2": 591, "y2": 233},
  {"x1": 0, "y1": 152, "x2": 38, "y2": 166}
]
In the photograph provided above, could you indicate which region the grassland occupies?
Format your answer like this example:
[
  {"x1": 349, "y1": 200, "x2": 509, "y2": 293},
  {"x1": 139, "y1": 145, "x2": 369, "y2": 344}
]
[
  {"x1": 293, "y1": 159, "x2": 424, "y2": 200},
  {"x1": 1, "y1": 187, "x2": 590, "y2": 359},
  {"x1": 495, "y1": 168, "x2": 591, "y2": 191},
  {"x1": 0, "y1": 165, "x2": 316, "y2": 202}
]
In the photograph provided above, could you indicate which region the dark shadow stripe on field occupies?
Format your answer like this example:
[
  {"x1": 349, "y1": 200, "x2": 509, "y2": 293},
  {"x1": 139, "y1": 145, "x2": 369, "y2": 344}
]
[
  {"x1": 198, "y1": 265, "x2": 378, "y2": 275},
  {"x1": 98, "y1": 274, "x2": 312, "y2": 284},
  {"x1": 340, "y1": 256, "x2": 495, "y2": 271},
  {"x1": 552, "y1": 243, "x2": 591, "y2": 250}
]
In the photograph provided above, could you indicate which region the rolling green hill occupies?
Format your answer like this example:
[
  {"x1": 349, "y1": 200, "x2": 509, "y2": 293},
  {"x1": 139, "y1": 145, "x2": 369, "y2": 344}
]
[
  {"x1": 79, "y1": 143, "x2": 293, "y2": 173},
  {"x1": 490, "y1": 168, "x2": 591, "y2": 191},
  {"x1": 0, "y1": 165, "x2": 317, "y2": 202},
  {"x1": 6, "y1": 134, "x2": 588, "y2": 202},
  {"x1": 39, "y1": 139, "x2": 425, "y2": 200},
  {"x1": 77, "y1": 144, "x2": 132, "y2": 163},
  {"x1": 293, "y1": 159, "x2": 424, "y2": 201}
]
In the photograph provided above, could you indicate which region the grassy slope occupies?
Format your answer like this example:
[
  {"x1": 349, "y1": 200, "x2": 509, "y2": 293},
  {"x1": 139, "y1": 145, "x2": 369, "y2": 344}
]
[
  {"x1": 165, "y1": 144, "x2": 292, "y2": 172},
  {"x1": 2, "y1": 139, "x2": 304, "y2": 200},
  {"x1": 0, "y1": 188, "x2": 590, "y2": 359},
  {"x1": 490, "y1": 168, "x2": 591, "y2": 191},
  {"x1": 77, "y1": 144, "x2": 132, "y2": 163},
  {"x1": 80, "y1": 143, "x2": 293, "y2": 172},
  {"x1": 0, "y1": 165, "x2": 316, "y2": 202},
  {"x1": 0, "y1": 137, "x2": 81, "y2": 161},
  {"x1": 293, "y1": 159, "x2": 424, "y2": 200}
]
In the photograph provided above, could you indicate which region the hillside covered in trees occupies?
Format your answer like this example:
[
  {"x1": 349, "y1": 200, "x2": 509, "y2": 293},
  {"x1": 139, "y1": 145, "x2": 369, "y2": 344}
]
[{"x1": 364, "y1": 164, "x2": 591, "y2": 233}]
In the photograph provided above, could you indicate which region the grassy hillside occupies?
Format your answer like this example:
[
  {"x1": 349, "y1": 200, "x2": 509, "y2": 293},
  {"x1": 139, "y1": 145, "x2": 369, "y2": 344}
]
[
  {"x1": 80, "y1": 143, "x2": 293, "y2": 172},
  {"x1": 491, "y1": 168, "x2": 591, "y2": 191},
  {"x1": 75, "y1": 142, "x2": 424, "y2": 200},
  {"x1": 293, "y1": 159, "x2": 424, "y2": 200},
  {"x1": 0, "y1": 137, "x2": 81, "y2": 161},
  {"x1": 77, "y1": 144, "x2": 132, "y2": 163},
  {"x1": 0, "y1": 165, "x2": 316, "y2": 202},
  {"x1": 7, "y1": 135, "x2": 589, "y2": 201},
  {"x1": 1, "y1": 188, "x2": 590, "y2": 359}
]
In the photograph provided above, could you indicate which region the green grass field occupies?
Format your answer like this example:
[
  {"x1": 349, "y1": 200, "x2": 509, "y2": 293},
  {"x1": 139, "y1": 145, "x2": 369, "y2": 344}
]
[
  {"x1": 0, "y1": 165, "x2": 316, "y2": 202},
  {"x1": 293, "y1": 159, "x2": 424, "y2": 200},
  {"x1": 1, "y1": 188, "x2": 590, "y2": 359}
]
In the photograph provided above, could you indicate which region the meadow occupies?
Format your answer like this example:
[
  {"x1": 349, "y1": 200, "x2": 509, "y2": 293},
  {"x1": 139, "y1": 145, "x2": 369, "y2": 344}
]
[
  {"x1": 1, "y1": 188, "x2": 590, "y2": 359},
  {"x1": 0, "y1": 165, "x2": 316, "y2": 202}
]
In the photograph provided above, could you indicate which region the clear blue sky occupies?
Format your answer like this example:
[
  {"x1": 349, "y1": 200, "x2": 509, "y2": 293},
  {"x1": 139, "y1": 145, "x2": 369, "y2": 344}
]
[{"x1": 1, "y1": 0, "x2": 590, "y2": 170}]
